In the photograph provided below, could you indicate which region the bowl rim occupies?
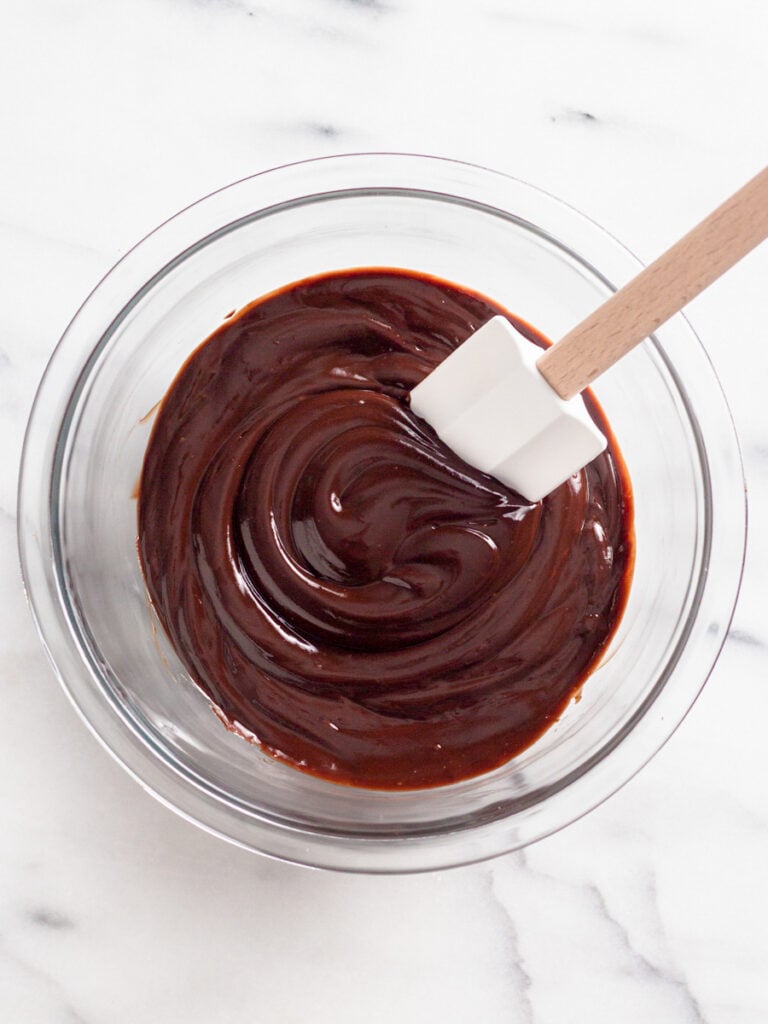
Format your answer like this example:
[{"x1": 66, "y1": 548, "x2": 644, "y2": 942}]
[{"x1": 18, "y1": 152, "x2": 747, "y2": 872}]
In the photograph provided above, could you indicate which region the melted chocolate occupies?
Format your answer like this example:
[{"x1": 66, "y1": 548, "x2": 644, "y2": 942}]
[{"x1": 138, "y1": 269, "x2": 633, "y2": 789}]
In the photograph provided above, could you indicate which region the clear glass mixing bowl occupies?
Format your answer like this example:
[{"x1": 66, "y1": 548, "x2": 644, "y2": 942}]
[{"x1": 18, "y1": 154, "x2": 746, "y2": 872}]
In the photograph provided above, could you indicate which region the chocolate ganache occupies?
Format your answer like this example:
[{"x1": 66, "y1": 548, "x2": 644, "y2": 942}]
[{"x1": 138, "y1": 269, "x2": 634, "y2": 789}]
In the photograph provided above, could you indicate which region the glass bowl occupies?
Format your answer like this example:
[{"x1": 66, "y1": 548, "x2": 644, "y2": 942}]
[{"x1": 18, "y1": 153, "x2": 746, "y2": 872}]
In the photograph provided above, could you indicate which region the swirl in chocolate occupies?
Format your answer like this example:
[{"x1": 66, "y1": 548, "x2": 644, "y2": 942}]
[{"x1": 138, "y1": 269, "x2": 633, "y2": 789}]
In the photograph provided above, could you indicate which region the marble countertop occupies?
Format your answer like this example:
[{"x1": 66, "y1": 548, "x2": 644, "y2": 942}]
[{"x1": 2, "y1": 1, "x2": 767, "y2": 1021}]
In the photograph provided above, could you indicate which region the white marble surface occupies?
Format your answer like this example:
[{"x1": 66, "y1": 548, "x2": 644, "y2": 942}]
[{"x1": 2, "y1": 1, "x2": 767, "y2": 1020}]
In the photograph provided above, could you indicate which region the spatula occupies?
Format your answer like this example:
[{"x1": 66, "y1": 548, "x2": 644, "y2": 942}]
[{"x1": 410, "y1": 165, "x2": 768, "y2": 501}]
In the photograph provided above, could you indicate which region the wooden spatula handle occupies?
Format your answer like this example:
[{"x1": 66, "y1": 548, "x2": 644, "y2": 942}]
[{"x1": 537, "y1": 166, "x2": 768, "y2": 400}]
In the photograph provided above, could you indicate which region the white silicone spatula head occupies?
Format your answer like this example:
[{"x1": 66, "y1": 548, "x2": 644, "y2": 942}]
[
  {"x1": 411, "y1": 166, "x2": 768, "y2": 501},
  {"x1": 410, "y1": 317, "x2": 606, "y2": 502}
]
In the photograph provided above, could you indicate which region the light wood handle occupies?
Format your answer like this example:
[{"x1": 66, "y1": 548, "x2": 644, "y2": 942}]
[{"x1": 537, "y1": 166, "x2": 768, "y2": 400}]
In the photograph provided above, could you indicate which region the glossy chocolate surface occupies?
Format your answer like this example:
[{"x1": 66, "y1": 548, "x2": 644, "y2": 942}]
[{"x1": 138, "y1": 269, "x2": 633, "y2": 788}]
